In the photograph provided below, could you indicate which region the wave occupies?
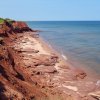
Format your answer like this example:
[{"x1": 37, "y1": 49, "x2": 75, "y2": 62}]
[{"x1": 61, "y1": 53, "x2": 68, "y2": 60}]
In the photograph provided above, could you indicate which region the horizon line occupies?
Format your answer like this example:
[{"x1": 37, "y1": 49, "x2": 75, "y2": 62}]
[{"x1": 23, "y1": 20, "x2": 100, "y2": 22}]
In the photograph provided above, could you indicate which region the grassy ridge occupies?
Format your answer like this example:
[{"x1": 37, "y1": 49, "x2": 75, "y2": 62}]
[
  {"x1": 0, "y1": 18, "x2": 14, "y2": 24},
  {"x1": 0, "y1": 18, "x2": 4, "y2": 24}
]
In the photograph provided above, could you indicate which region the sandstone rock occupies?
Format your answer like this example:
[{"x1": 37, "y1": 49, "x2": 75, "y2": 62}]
[
  {"x1": 89, "y1": 91, "x2": 100, "y2": 100},
  {"x1": 17, "y1": 48, "x2": 39, "y2": 53},
  {"x1": 76, "y1": 71, "x2": 87, "y2": 79},
  {"x1": 32, "y1": 65, "x2": 58, "y2": 75},
  {"x1": 73, "y1": 69, "x2": 87, "y2": 79},
  {"x1": 34, "y1": 54, "x2": 58, "y2": 66},
  {"x1": 0, "y1": 82, "x2": 8, "y2": 100}
]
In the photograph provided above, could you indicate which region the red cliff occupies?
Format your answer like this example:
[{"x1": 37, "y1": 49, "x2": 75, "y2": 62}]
[{"x1": 0, "y1": 19, "x2": 33, "y2": 37}]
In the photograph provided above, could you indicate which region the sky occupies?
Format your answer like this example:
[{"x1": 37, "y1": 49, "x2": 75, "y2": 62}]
[{"x1": 0, "y1": 0, "x2": 100, "y2": 21}]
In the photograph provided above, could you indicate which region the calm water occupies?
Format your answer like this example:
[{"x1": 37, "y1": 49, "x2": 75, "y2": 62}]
[{"x1": 27, "y1": 21, "x2": 100, "y2": 74}]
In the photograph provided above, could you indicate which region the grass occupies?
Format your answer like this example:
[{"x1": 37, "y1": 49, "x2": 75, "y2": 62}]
[
  {"x1": 0, "y1": 18, "x2": 14, "y2": 24},
  {"x1": 5, "y1": 18, "x2": 15, "y2": 25},
  {"x1": 0, "y1": 18, "x2": 4, "y2": 24}
]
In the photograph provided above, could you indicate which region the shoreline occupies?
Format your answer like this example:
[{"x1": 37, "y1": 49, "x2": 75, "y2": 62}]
[
  {"x1": 39, "y1": 34, "x2": 100, "y2": 80},
  {"x1": 1, "y1": 29, "x2": 100, "y2": 99},
  {"x1": 30, "y1": 32, "x2": 100, "y2": 99}
]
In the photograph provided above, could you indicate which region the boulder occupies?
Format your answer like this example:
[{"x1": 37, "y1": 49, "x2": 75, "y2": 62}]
[{"x1": 72, "y1": 68, "x2": 87, "y2": 79}]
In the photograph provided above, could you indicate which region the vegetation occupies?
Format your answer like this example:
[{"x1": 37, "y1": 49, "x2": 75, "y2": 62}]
[
  {"x1": 0, "y1": 18, "x2": 14, "y2": 24},
  {"x1": 0, "y1": 18, "x2": 4, "y2": 24},
  {"x1": 5, "y1": 18, "x2": 14, "y2": 24}
]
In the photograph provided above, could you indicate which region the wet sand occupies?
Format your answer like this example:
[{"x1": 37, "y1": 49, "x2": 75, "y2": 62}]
[{"x1": 39, "y1": 32, "x2": 100, "y2": 80}]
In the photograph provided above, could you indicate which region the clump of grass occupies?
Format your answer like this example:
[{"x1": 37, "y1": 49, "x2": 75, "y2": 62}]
[
  {"x1": 0, "y1": 18, "x2": 4, "y2": 24},
  {"x1": 5, "y1": 18, "x2": 14, "y2": 24},
  {"x1": 0, "y1": 18, "x2": 14, "y2": 25}
]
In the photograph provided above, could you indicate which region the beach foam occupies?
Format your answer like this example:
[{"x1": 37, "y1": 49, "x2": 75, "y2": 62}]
[{"x1": 61, "y1": 54, "x2": 68, "y2": 60}]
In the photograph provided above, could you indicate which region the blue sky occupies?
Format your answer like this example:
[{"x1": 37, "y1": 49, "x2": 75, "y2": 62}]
[{"x1": 0, "y1": 0, "x2": 100, "y2": 21}]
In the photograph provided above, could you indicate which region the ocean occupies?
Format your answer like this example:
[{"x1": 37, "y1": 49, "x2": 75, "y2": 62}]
[{"x1": 27, "y1": 21, "x2": 100, "y2": 75}]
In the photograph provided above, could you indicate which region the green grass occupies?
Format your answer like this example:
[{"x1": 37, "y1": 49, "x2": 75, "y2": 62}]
[
  {"x1": 0, "y1": 18, "x2": 4, "y2": 24},
  {"x1": 5, "y1": 18, "x2": 14, "y2": 24},
  {"x1": 5, "y1": 18, "x2": 12, "y2": 22},
  {"x1": 0, "y1": 18, "x2": 14, "y2": 24}
]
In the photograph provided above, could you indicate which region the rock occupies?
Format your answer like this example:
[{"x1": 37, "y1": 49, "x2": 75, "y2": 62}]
[
  {"x1": 0, "y1": 82, "x2": 8, "y2": 100},
  {"x1": 76, "y1": 71, "x2": 87, "y2": 79},
  {"x1": 89, "y1": 91, "x2": 100, "y2": 100},
  {"x1": 0, "y1": 65, "x2": 9, "y2": 80},
  {"x1": 38, "y1": 54, "x2": 58, "y2": 66},
  {"x1": 30, "y1": 96, "x2": 35, "y2": 100},
  {"x1": 0, "y1": 37, "x2": 4, "y2": 45},
  {"x1": 17, "y1": 49, "x2": 39, "y2": 53},
  {"x1": 73, "y1": 69, "x2": 87, "y2": 79},
  {"x1": 33, "y1": 65, "x2": 58, "y2": 75}
]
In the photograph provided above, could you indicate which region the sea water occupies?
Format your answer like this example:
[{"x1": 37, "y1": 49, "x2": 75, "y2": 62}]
[{"x1": 27, "y1": 21, "x2": 100, "y2": 74}]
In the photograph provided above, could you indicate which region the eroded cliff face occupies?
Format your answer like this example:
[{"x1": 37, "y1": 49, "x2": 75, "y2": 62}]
[
  {"x1": 0, "y1": 20, "x2": 46, "y2": 100},
  {"x1": 0, "y1": 19, "x2": 33, "y2": 37},
  {"x1": 12, "y1": 21, "x2": 33, "y2": 33},
  {"x1": 0, "y1": 19, "x2": 100, "y2": 100}
]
